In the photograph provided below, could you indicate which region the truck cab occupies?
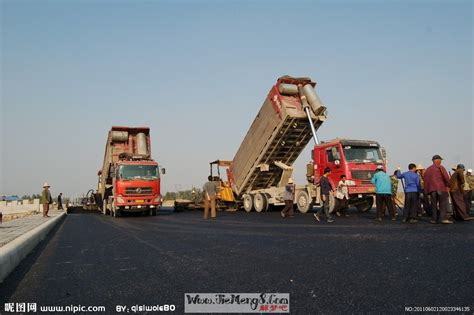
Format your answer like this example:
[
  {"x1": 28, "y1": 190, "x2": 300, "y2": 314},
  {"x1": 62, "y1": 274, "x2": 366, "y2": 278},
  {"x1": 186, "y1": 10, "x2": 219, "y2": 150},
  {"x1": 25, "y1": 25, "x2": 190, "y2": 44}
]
[
  {"x1": 311, "y1": 139, "x2": 386, "y2": 212},
  {"x1": 113, "y1": 160, "x2": 162, "y2": 211}
]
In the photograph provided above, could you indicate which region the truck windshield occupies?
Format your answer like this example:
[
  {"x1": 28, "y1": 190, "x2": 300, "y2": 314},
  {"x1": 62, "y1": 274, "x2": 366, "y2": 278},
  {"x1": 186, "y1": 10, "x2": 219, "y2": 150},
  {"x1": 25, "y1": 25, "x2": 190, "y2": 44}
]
[
  {"x1": 119, "y1": 165, "x2": 158, "y2": 180},
  {"x1": 343, "y1": 146, "x2": 383, "y2": 163}
]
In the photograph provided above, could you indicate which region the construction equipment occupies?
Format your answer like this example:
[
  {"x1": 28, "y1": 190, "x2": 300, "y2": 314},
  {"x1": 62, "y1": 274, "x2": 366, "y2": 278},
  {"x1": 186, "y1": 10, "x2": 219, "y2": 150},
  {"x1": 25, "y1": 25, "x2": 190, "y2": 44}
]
[
  {"x1": 97, "y1": 126, "x2": 164, "y2": 217},
  {"x1": 212, "y1": 76, "x2": 327, "y2": 212},
  {"x1": 210, "y1": 75, "x2": 386, "y2": 213}
]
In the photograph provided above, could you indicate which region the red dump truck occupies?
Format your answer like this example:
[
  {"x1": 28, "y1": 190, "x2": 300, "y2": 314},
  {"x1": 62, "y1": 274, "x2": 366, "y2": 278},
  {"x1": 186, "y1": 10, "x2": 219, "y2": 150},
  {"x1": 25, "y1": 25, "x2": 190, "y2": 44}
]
[
  {"x1": 209, "y1": 75, "x2": 386, "y2": 213},
  {"x1": 208, "y1": 76, "x2": 327, "y2": 212},
  {"x1": 97, "y1": 126, "x2": 163, "y2": 217}
]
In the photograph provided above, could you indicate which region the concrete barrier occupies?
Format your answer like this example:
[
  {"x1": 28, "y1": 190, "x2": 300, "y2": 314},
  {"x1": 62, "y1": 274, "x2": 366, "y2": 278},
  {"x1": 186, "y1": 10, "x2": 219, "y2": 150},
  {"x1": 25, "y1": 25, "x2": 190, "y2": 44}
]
[
  {"x1": 0, "y1": 212, "x2": 66, "y2": 282},
  {"x1": 0, "y1": 199, "x2": 40, "y2": 215}
]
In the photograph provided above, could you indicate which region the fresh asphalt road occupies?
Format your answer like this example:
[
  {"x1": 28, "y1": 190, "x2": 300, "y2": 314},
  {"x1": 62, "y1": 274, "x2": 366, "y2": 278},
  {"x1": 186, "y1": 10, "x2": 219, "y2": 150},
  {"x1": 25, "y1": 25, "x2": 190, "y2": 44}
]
[{"x1": 1, "y1": 207, "x2": 473, "y2": 314}]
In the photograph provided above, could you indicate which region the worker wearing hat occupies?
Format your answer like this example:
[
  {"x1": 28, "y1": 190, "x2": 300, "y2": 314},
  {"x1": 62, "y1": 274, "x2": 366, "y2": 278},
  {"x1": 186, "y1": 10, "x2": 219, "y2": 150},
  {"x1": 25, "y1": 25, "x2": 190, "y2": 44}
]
[
  {"x1": 423, "y1": 155, "x2": 452, "y2": 224},
  {"x1": 281, "y1": 178, "x2": 296, "y2": 218},
  {"x1": 40, "y1": 182, "x2": 53, "y2": 218},
  {"x1": 371, "y1": 165, "x2": 395, "y2": 222},
  {"x1": 464, "y1": 168, "x2": 473, "y2": 213},
  {"x1": 449, "y1": 164, "x2": 473, "y2": 221}
]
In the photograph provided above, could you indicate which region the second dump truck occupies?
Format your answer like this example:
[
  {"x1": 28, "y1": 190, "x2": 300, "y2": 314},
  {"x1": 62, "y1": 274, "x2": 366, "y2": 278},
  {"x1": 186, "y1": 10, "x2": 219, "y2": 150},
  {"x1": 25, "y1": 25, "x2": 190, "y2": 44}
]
[
  {"x1": 211, "y1": 75, "x2": 386, "y2": 212},
  {"x1": 211, "y1": 76, "x2": 327, "y2": 212}
]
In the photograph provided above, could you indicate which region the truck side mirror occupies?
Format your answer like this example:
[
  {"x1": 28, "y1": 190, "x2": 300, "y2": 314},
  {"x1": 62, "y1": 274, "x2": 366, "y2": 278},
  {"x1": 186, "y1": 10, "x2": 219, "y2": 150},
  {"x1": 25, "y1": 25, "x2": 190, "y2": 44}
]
[{"x1": 161, "y1": 168, "x2": 166, "y2": 175}]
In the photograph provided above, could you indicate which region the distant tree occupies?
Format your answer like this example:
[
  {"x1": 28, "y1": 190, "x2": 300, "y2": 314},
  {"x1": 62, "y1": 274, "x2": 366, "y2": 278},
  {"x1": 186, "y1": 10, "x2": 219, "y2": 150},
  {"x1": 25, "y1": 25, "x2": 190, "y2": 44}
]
[
  {"x1": 163, "y1": 188, "x2": 203, "y2": 203},
  {"x1": 163, "y1": 192, "x2": 177, "y2": 200}
]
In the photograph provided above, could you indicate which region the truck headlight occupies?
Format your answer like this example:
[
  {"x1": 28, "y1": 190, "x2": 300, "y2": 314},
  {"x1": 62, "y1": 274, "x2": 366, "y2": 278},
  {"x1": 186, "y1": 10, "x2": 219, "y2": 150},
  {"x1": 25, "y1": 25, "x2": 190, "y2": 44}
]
[{"x1": 117, "y1": 196, "x2": 125, "y2": 203}]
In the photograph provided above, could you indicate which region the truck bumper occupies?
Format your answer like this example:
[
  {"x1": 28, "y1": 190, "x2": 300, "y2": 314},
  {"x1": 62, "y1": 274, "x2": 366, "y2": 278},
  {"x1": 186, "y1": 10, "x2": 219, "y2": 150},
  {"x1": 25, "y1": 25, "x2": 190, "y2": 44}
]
[{"x1": 116, "y1": 204, "x2": 160, "y2": 212}]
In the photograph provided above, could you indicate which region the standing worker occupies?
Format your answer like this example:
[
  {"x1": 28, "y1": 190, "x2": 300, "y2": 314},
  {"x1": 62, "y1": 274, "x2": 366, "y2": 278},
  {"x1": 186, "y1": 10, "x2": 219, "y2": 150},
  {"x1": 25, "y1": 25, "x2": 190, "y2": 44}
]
[
  {"x1": 57, "y1": 192, "x2": 63, "y2": 210},
  {"x1": 416, "y1": 164, "x2": 431, "y2": 217},
  {"x1": 371, "y1": 165, "x2": 394, "y2": 222},
  {"x1": 314, "y1": 167, "x2": 335, "y2": 223},
  {"x1": 333, "y1": 175, "x2": 349, "y2": 217},
  {"x1": 280, "y1": 178, "x2": 295, "y2": 218},
  {"x1": 40, "y1": 182, "x2": 52, "y2": 218},
  {"x1": 449, "y1": 164, "x2": 472, "y2": 221},
  {"x1": 423, "y1": 155, "x2": 452, "y2": 224},
  {"x1": 203, "y1": 176, "x2": 219, "y2": 220},
  {"x1": 396, "y1": 164, "x2": 421, "y2": 223},
  {"x1": 464, "y1": 169, "x2": 473, "y2": 214}
]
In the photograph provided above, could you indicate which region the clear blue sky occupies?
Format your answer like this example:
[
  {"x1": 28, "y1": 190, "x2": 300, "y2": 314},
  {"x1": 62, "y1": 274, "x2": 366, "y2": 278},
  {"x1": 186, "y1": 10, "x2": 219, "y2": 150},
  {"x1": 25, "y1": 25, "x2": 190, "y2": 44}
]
[{"x1": 1, "y1": 0, "x2": 472, "y2": 199}]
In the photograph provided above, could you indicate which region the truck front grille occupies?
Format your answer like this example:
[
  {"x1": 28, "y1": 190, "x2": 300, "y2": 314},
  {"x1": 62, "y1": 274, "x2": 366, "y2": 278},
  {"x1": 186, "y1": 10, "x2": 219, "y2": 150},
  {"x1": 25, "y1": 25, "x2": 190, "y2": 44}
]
[
  {"x1": 125, "y1": 187, "x2": 153, "y2": 195},
  {"x1": 351, "y1": 170, "x2": 375, "y2": 181}
]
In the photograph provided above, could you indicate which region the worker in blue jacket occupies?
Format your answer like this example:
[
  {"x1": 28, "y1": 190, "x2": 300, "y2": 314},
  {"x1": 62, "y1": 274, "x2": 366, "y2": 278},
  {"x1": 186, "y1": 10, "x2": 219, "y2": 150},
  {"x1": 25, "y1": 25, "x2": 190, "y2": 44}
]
[
  {"x1": 396, "y1": 163, "x2": 421, "y2": 223},
  {"x1": 371, "y1": 165, "x2": 395, "y2": 221}
]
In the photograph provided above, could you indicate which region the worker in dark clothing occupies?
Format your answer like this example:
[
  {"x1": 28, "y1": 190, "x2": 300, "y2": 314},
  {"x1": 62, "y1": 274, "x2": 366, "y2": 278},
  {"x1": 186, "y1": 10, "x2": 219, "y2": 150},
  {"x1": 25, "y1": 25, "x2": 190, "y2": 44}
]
[
  {"x1": 423, "y1": 155, "x2": 452, "y2": 224},
  {"x1": 57, "y1": 193, "x2": 63, "y2": 210},
  {"x1": 396, "y1": 164, "x2": 421, "y2": 223},
  {"x1": 416, "y1": 164, "x2": 431, "y2": 217},
  {"x1": 464, "y1": 168, "x2": 473, "y2": 214},
  {"x1": 314, "y1": 167, "x2": 335, "y2": 223},
  {"x1": 449, "y1": 164, "x2": 473, "y2": 221}
]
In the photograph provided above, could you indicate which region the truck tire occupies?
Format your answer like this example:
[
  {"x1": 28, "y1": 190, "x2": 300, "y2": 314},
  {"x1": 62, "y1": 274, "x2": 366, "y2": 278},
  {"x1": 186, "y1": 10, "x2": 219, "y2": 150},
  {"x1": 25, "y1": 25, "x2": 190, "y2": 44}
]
[
  {"x1": 296, "y1": 190, "x2": 313, "y2": 213},
  {"x1": 254, "y1": 193, "x2": 268, "y2": 212},
  {"x1": 243, "y1": 194, "x2": 253, "y2": 212},
  {"x1": 355, "y1": 196, "x2": 374, "y2": 212}
]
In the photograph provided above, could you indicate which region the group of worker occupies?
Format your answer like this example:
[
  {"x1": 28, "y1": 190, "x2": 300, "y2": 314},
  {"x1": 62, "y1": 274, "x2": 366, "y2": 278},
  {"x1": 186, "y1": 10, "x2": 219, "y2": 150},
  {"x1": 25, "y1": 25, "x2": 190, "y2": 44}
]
[
  {"x1": 310, "y1": 154, "x2": 473, "y2": 224},
  {"x1": 202, "y1": 154, "x2": 473, "y2": 224},
  {"x1": 378, "y1": 154, "x2": 473, "y2": 224}
]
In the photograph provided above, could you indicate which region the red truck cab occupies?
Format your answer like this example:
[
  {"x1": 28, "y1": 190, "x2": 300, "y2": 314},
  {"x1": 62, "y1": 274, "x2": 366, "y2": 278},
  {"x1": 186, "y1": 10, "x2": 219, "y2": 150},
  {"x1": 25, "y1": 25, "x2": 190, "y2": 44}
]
[
  {"x1": 311, "y1": 139, "x2": 386, "y2": 211},
  {"x1": 113, "y1": 160, "x2": 162, "y2": 210}
]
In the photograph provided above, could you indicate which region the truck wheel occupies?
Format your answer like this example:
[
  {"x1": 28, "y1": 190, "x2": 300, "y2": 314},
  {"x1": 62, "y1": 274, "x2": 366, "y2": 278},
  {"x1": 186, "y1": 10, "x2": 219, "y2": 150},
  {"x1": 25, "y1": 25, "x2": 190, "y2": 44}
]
[
  {"x1": 243, "y1": 194, "x2": 253, "y2": 212},
  {"x1": 355, "y1": 197, "x2": 374, "y2": 212},
  {"x1": 296, "y1": 191, "x2": 313, "y2": 213},
  {"x1": 152, "y1": 209, "x2": 157, "y2": 216},
  {"x1": 254, "y1": 193, "x2": 268, "y2": 212}
]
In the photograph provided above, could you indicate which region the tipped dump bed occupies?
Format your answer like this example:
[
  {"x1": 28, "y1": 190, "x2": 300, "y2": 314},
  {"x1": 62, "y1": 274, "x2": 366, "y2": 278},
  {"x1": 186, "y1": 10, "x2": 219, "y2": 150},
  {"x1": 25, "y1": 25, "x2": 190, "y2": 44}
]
[{"x1": 230, "y1": 76, "x2": 327, "y2": 195}]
